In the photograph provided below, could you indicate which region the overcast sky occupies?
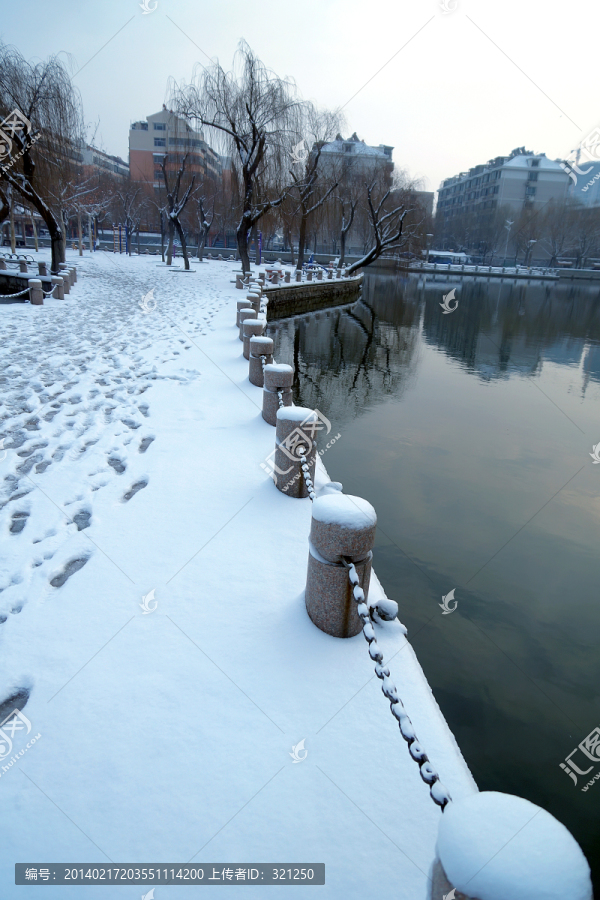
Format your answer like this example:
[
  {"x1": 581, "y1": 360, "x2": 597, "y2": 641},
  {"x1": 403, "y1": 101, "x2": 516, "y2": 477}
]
[{"x1": 2, "y1": 0, "x2": 597, "y2": 194}]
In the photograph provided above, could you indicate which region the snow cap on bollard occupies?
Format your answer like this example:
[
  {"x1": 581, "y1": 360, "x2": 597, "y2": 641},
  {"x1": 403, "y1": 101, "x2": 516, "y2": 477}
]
[
  {"x1": 432, "y1": 791, "x2": 593, "y2": 900},
  {"x1": 242, "y1": 318, "x2": 265, "y2": 360},
  {"x1": 248, "y1": 336, "x2": 274, "y2": 387},
  {"x1": 28, "y1": 278, "x2": 44, "y2": 306},
  {"x1": 238, "y1": 307, "x2": 257, "y2": 340}
]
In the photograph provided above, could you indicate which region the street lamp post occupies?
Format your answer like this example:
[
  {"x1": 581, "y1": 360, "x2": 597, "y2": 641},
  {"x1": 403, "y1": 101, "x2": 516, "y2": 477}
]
[
  {"x1": 503, "y1": 219, "x2": 514, "y2": 265},
  {"x1": 426, "y1": 233, "x2": 434, "y2": 263}
]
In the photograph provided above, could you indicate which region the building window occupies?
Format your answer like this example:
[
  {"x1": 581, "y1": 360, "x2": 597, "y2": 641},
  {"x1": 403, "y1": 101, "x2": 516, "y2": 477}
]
[
  {"x1": 528, "y1": 172, "x2": 538, "y2": 181},
  {"x1": 493, "y1": 186, "x2": 499, "y2": 194},
  {"x1": 531, "y1": 159, "x2": 540, "y2": 167},
  {"x1": 154, "y1": 138, "x2": 166, "y2": 147},
  {"x1": 525, "y1": 186, "x2": 536, "y2": 197},
  {"x1": 154, "y1": 122, "x2": 166, "y2": 131}
]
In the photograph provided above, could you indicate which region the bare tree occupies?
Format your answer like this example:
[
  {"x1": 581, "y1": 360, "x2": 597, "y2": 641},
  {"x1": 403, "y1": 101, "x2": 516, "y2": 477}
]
[
  {"x1": 173, "y1": 41, "x2": 303, "y2": 273},
  {"x1": 346, "y1": 183, "x2": 413, "y2": 275},
  {"x1": 338, "y1": 196, "x2": 358, "y2": 267},
  {"x1": 193, "y1": 193, "x2": 213, "y2": 261},
  {"x1": 160, "y1": 153, "x2": 195, "y2": 269},
  {"x1": 0, "y1": 43, "x2": 84, "y2": 272}
]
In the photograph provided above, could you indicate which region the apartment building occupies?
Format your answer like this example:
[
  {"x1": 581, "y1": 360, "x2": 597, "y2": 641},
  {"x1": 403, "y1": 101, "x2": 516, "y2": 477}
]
[
  {"x1": 129, "y1": 106, "x2": 222, "y2": 193},
  {"x1": 436, "y1": 147, "x2": 571, "y2": 229}
]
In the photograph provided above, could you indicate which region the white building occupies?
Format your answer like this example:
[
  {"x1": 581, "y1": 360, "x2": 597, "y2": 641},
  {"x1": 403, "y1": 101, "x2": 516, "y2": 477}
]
[{"x1": 436, "y1": 147, "x2": 571, "y2": 226}]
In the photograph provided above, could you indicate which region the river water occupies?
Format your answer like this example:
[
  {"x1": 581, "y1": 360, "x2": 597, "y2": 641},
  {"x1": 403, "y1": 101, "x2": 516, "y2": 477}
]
[{"x1": 267, "y1": 269, "x2": 600, "y2": 886}]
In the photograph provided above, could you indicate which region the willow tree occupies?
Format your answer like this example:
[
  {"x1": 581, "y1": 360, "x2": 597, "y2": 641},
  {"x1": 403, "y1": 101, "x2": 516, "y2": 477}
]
[
  {"x1": 0, "y1": 43, "x2": 84, "y2": 273},
  {"x1": 172, "y1": 41, "x2": 303, "y2": 273}
]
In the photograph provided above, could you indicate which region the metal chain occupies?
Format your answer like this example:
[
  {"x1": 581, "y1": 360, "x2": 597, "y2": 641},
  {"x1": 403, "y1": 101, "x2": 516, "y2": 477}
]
[
  {"x1": 298, "y1": 452, "x2": 316, "y2": 501},
  {"x1": 342, "y1": 558, "x2": 452, "y2": 812},
  {"x1": 4, "y1": 287, "x2": 32, "y2": 299}
]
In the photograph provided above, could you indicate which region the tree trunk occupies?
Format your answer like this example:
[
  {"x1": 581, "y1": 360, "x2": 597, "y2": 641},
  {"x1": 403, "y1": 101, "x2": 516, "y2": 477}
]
[
  {"x1": 197, "y1": 229, "x2": 206, "y2": 261},
  {"x1": 237, "y1": 220, "x2": 251, "y2": 273},
  {"x1": 296, "y1": 214, "x2": 307, "y2": 271},
  {"x1": 287, "y1": 226, "x2": 295, "y2": 267},
  {"x1": 60, "y1": 213, "x2": 67, "y2": 259},
  {"x1": 88, "y1": 214, "x2": 93, "y2": 253},
  {"x1": 160, "y1": 210, "x2": 165, "y2": 262},
  {"x1": 9, "y1": 201, "x2": 15, "y2": 253},
  {"x1": 166, "y1": 219, "x2": 174, "y2": 265},
  {"x1": 340, "y1": 229, "x2": 347, "y2": 267},
  {"x1": 174, "y1": 219, "x2": 189, "y2": 270},
  {"x1": 77, "y1": 212, "x2": 83, "y2": 256},
  {"x1": 30, "y1": 211, "x2": 38, "y2": 252}
]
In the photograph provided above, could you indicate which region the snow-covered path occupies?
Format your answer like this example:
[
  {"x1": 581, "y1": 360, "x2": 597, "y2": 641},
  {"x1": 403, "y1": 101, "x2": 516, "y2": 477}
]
[{"x1": 0, "y1": 251, "x2": 476, "y2": 898}]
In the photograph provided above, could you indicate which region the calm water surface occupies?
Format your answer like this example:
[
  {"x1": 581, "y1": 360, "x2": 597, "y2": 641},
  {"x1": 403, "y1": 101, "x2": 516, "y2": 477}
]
[{"x1": 268, "y1": 270, "x2": 600, "y2": 886}]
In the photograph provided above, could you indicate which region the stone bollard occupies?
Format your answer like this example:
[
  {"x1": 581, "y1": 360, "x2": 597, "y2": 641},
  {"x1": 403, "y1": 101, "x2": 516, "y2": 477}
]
[
  {"x1": 236, "y1": 299, "x2": 252, "y2": 326},
  {"x1": 430, "y1": 791, "x2": 593, "y2": 900},
  {"x1": 246, "y1": 292, "x2": 261, "y2": 314},
  {"x1": 317, "y1": 269, "x2": 323, "y2": 280},
  {"x1": 19, "y1": 260, "x2": 28, "y2": 273},
  {"x1": 248, "y1": 336, "x2": 274, "y2": 387},
  {"x1": 28, "y1": 278, "x2": 44, "y2": 306},
  {"x1": 236, "y1": 273, "x2": 245, "y2": 289},
  {"x1": 284, "y1": 271, "x2": 291, "y2": 283},
  {"x1": 238, "y1": 308, "x2": 257, "y2": 340},
  {"x1": 258, "y1": 272, "x2": 266, "y2": 285},
  {"x1": 38, "y1": 262, "x2": 47, "y2": 276},
  {"x1": 243, "y1": 318, "x2": 265, "y2": 360},
  {"x1": 51, "y1": 276, "x2": 64, "y2": 299},
  {"x1": 0, "y1": 258, "x2": 6, "y2": 269},
  {"x1": 305, "y1": 493, "x2": 377, "y2": 638},
  {"x1": 295, "y1": 271, "x2": 302, "y2": 282},
  {"x1": 336, "y1": 268, "x2": 342, "y2": 278},
  {"x1": 327, "y1": 269, "x2": 333, "y2": 279},
  {"x1": 270, "y1": 272, "x2": 279, "y2": 285},
  {"x1": 59, "y1": 265, "x2": 71, "y2": 287},
  {"x1": 307, "y1": 270, "x2": 313, "y2": 281},
  {"x1": 70, "y1": 265, "x2": 77, "y2": 283},
  {"x1": 272, "y1": 407, "x2": 318, "y2": 499},
  {"x1": 262, "y1": 363, "x2": 293, "y2": 425}
]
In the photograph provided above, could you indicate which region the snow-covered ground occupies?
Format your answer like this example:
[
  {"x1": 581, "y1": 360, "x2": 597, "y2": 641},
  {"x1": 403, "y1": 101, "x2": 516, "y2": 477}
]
[{"x1": 0, "y1": 250, "x2": 476, "y2": 898}]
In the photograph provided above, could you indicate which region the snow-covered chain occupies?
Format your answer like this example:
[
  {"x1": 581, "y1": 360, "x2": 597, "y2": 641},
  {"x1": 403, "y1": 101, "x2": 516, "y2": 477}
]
[
  {"x1": 298, "y1": 452, "x2": 316, "y2": 502},
  {"x1": 277, "y1": 389, "x2": 284, "y2": 409},
  {"x1": 4, "y1": 287, "x2": 32, "y2": 299},
  {"x1": 342, "y1": 559, "x2": 452, "y2": 812}
]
